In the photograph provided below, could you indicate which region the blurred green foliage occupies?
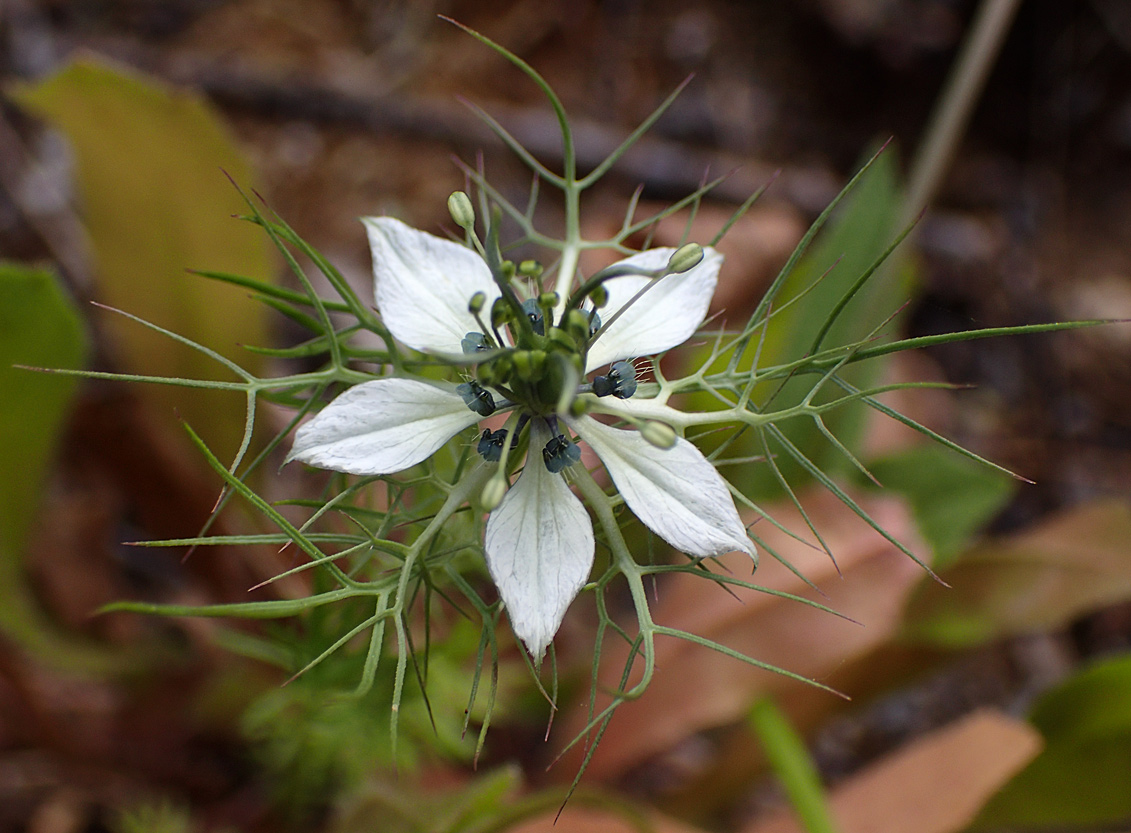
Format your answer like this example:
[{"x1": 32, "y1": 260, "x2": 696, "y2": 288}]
[
  {"x1": 715, "y1": 147, "x2": 911, "y2": 500},
  {"x1": 0, "y1": 263, "x2": 122, "y2": 672},
  {"x1": 866, "y1": 444, "x2": 1016, "y2": 568},
  {"x1": 0, "y1": 262, "x2": 85, "y2": 553},
  {"x1": 971, "y1": 652, "x2": 1131, "y2": 830},
  {"x1": 9, "y1": 57, "x2": 273, "y2": 462}
]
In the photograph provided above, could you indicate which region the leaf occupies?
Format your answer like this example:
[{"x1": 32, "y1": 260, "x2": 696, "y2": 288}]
[
  {"x1": 902, "y1": 499, "x2": 1131, "y2": 648},
  {"x1": 0, "y1": 263, "x2": 86, "y2": 552},
  {"x1": 735, "y1": 147, "x2": 910, "y2": 499},
  {"x1": 747, "y1": 696, "x2": 839, "y2": 833},
  {"x1": 746, "y1": 710, "x2": 1041, "y2": 833},
  {"x1": 0, "y1": 263, "x2": 120, "y2": 673},
  {"x1": 8, "y1": 57, "x2": 272, "y2": 461},
  {"x1": 970, "y1": 654, "x2": 1131, "y2": 830},
  {"x1": 557, "y1": 489, "x2": 924, "y2": 782},
  {"x1": 866, "y1": 444, "x2": 1016, "y2": 568}
]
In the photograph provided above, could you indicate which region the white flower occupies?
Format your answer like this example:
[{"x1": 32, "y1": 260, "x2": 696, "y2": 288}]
[{"x1": 288, "y1": 217, "x2": 755, "y2": 658}]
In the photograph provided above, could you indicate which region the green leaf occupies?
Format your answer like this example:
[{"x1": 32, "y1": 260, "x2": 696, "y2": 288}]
[
  {"x1": 0, "y1": 263, "x2": 86, "y2": 552},
  {"x1": 866, "y1": 444, "x2": 1016, "y2": 568},
  {"x1": 970, "y1": 653, "x2": 1131, "y2": 830},
  {"x1": 704, "y1": 147, "x2": 910, "y2": 499},
  {"x1": 903, "y1": 500, "x2": 1131, "y2": 648},
  {"x1": 8, "y1": 58, "x2": 272, "y2": 461},
  {"x1": 748, "y1": 696, "x2": 840, "y2": 833},
  {"x1": 0, "y1": 263, "x2": 122, "y2": 673}
]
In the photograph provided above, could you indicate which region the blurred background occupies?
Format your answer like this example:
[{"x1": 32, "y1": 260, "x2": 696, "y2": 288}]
[{"x1": 2, "y1": 1, "x2": 1131, "y2": 831}]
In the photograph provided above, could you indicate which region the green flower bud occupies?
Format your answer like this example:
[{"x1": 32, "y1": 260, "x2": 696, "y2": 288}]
[
  {"x1": 639, "y1": 420, "x2": 677, "y2": 449},
  {"x1": 519, "y1": 260, "x2": 544, "y2": 279},
  {"x1": 667, "y1": 243, "x2": 704, "y2": 274},
  {"x1": 588, "y1": 284, "x2": 608, "y2": 309},
  {"x1": 481, "y1": 475, "x2": 507, "y2": 511},
  {"x1": 564, "y1": 308, "x2": 593, "y2": 344},
  {"x1": 476, "y1": 354, "x2": 511, "y2": 387},
  {"x1": 448, "y1": 191, "x2": 476, "y2": 229},
  {"x1": 490, "y1": 297, "x2": 511, "y2": 330}
]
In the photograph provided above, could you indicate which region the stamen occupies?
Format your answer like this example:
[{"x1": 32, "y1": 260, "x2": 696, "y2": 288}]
[
  {"x1": 543, "y1": 432, "x2": 581, "y2": 473},
  {"x1": 477, "y1": 428, "x2": 508, "y2": 461},
  {"x1": 592, "y1": 360, "x2": 638, "y2": 399},
  {"x1": 457, "y1": 381, "x2": 497, "y2": 416},
  {"x1": 521, "y1": 298, "x2": 545, "y2": 336},
  {"x1": 587, "y1": 310, "x2": 602, "y2": 338},
  {"x1": 462, "y1": 332, "x2": 490, "y2": 353}
]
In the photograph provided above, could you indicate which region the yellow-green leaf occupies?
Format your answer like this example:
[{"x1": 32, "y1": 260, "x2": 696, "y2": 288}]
[{"x1": 9, "y1": 58, "x2": 271, "y2": 461}]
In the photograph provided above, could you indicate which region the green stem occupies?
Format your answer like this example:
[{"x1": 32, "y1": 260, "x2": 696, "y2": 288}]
[
  {"x1": 903, "y1": 0, "x2": 1023, "y2": 224},
  {"x1": 748, "y1": 695, "x2": 840, "y2": 833},
  {"x1": 572, "y1": 466, "x2": 655, "y2": 699}
]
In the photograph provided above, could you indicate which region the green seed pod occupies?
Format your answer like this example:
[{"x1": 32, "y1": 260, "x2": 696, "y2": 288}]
[
  {"x1": 639, "y1": 420, "x2": 677, "y2": 450},
  {"x1": 447, "y1": 191, "x2": 475, "y2": 230},
  {"x1": 490, "y1": 297, "x2": 511, "y2": 330},
  {"x1": 547, "y1": 326, "x2": 579, "y2": 355},
  {"x1": 519, "y1": 260, "x2": 544, "y2": 279},
  {"x1": 667, "y1": 242, "x2": 704, "y2": 274},
  {"x1": 511, "y1": 349, "x2": 547, "y2": 382},
  {"x1": 565, "y1": 308, "x2": 593, "y2": 344},
  {"x1": 481, "y1": 475, "x2": 507, "y2": 511}
]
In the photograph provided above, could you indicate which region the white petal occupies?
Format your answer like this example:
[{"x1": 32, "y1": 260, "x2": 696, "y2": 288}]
[
  {"x1": 484, "y1": 422, "x2": 594, "y2": 659},
  {"x1": 570, "y1": 415, "x2": 756, "y2": 560},
  {"x1": 364, "y1": 216, "x2": 501, "y2": 354},
  {"x1": 288, "y1": 379, "x2": 480, "y2": 475},
  {"x1": 585, "y1": 246, "x2": 723, "y2": 372}
]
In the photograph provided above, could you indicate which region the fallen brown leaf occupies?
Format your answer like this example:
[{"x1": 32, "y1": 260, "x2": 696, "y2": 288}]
[
  {"x1": 555, "y1": 489, "x2": 925, "y2": 781},
  {"x1": 904, "y1": 499, "x2": 1131, "y2": 648},
  {"x1": 742, "y1": 709, "x2": 1042, "y2": 833}
]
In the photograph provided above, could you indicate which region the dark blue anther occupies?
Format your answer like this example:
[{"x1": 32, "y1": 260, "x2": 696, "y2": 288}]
[
  {"x1": 521, "y1": 298, "x2": 545, "y2": 335},
  {"x1": 461, "y1": 331, "x2": 489, "y2": 353},
  {"x1": 587, "y1": 311, "x2": 602, "y2": 338},
  {"x1": 477, "y1": 428, "x2": 507, "y2": 462},
  {"x1": 543, "y1": 433, "x2": 581, "y2": 473},
  {"x1": 457, "y1": 381, "x2": 496, "y2": 416},
  {"x1": 592, "y1": 360, "x2": 638, "y2": 399}
]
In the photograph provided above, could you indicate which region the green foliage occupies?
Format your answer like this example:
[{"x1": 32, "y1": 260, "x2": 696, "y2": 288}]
[
  {"x1": 112, "y1": 801, "x2": 195, "y2": 833},
  {"x1": 731, "y1": 147, "x2": 911, "y2": 500},
  {"x1": 0, "y1": 263, "x2": 122, "y2": 673},
  {"x1": 8, "y1": 57, "x2": 273, "y2": 460},
  {"x1": 866, "y1": 444, "x2": 1016, "y2": 568},
  {"x1": 54, "y1": 25, "x2": 1106, "y2": 797},
  {"x1": 241, "y1": 613, "x2": 492, "y2": 818},
  {"x1": 748, "y1": 696, "x2": 839, "y2": 833},
  {"x1": 970, "y1": 652, "x2": 1131, "y2": 830},
  {"x1": 332, "y1": 767, "x2": 523, "y2": 833},
  {"x1": 0, "y1": 263, "x2": 85, "y2": 553}
]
